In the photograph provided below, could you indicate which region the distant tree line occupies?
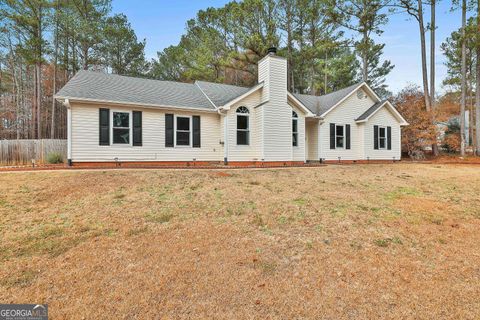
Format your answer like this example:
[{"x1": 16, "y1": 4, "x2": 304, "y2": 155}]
[
  {"x1": 150, "y1": 0, "x2": 395, "y2": 96},
  {"x1": 0, "y1": 0, "x2": 147, "y2": 139}
]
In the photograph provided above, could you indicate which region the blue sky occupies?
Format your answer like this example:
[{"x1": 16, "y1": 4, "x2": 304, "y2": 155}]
[{"x1": 112, "y1": 0, "x2": 466, "y2": 94}]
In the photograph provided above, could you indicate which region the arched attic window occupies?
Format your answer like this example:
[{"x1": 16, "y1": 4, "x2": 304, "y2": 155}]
[{"x1": 236, "y1": 106, "x2": 250, "y2": 145}]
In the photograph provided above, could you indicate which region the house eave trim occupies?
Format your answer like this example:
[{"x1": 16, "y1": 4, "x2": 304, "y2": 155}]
[
  {"x1": 320, "y1": 82, "x2": 381, "y2": 118},
  {"x1": 355, "y1": 100, "x2": 409, "y2": 126},
  {"x1": 54, "y1": 96, "x2": 218, "y2": 113},
  {"x1": 287, "y1": 92, "x2": 315, "y2": 117},
  {"x1": 219, "y1": 82, "x2": 264, "y2": 110}
]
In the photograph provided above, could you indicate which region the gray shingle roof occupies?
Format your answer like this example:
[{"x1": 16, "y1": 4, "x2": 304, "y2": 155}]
[
  {"x1": 56, "y1": 72, "x2": 371, "y2": 117},
  {"x1": 293, "y1": 82, "x2": 362, "y2": 115},
  {"x1": 55, "y1": 70, "x2": 216, "y2": 110},
  {"x1": 195, "y1": 81, "x2": 252, "y2": 106},
  {"x1": 355, "y1": 100, "x2": 388, "y2": 121}
]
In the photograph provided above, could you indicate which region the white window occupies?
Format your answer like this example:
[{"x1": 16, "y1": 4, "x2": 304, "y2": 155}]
[
  {"x1": 292, "y1": 110, "x2": 298, "y2": 147},
  {"x1": 378, "y1": 126, "x2": 387, "y2": 149},
  {"x1": 175, "y1": 116, "x2": 191, "y2": 146},
  {"x1": 236, "y1": 106, "x2": 249, "y2": 145},
  {"x1": 336, "y1": 124, "x2": 344, "y2": 148},
  {"x1": 112, "y1": 111, "x2": 131, "y2": 145}
]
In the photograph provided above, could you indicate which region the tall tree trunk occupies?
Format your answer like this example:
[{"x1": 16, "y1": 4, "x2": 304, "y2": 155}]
[
  {"x1": 7, "y1": 32, "x2": 21, "y2": 139},
  {"x1": 430, "y1": 0, "x2": 435, "y2": 108},
  {"x1": 430, "y1": 0, "x2": 439, "y2": 156},
  {"x1": 476, "y1": 0, "x2": 480, "y2": 156},
  {"x1": 36, "y1": 62, "x2": 41, "y2": 139},
  {"x1": 460, "y1": 0, "x2": 467, "y2": 156},
  {"x1": 51, "y1": 2, "x2": 60, "y2": 139},
  {"x1": 32, "y1": 66, "x2": 37, "y2": 139},
  {"x1": 362, "y1": 30, "x2": 368, "y2": 82},
  {"x1": 82, "y1": 46, "x2": 89, "y2": 70},
  {"x1": 284, "y1": 2, "x2": 294, "y2": 92},
  {"x1": 418, "y1": 0, "x2": 431, "y2": 111},
  {"x1": 324, "y1": 51, "x2": 328, "y2": 94},
  {"x1": 36, "y1": 5, "x2": 43, "y2": 139}
]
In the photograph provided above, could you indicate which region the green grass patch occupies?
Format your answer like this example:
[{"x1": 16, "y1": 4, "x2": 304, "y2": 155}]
[
  {"x1": 385, "y1": 186, "x2": 422, "y2": 200},
  {"x1": 0, "y1": 269, "x2": 39, "y2": 288},
  {"x1": 374, "y1": 236, "x2": 403, "y2": 248},
  {"x1": 293, "y1": 197, "x2": 307, "y2": 206},
  {"x1": 145, "y1": 210, "x2": 173, "y2": 224}
]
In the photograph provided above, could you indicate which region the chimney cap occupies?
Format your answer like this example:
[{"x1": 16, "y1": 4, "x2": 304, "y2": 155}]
[{"x1": 267, "y1": 47, "x2": 277, "y2": 55}]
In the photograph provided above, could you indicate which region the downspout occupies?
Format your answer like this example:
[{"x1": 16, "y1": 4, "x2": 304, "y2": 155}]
[
  {"x1": 64, "y1": 99, "x2": 72, "y2": 166},
  {"x1": 261, "y1": 106, "x2": 265, "y2": 161},
  {"x1": 218, "y1": 108, "x2": 228, "y2": 164},
  {"x1": 224, "y1": 114, "x2": 228, "y2": 164}
]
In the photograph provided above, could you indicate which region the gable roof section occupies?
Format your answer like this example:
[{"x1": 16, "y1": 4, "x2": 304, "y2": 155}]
[
  {"x1": 215, "y1": 82, "x2": 264, "y2": 110},
  {"x1": 355, "y1": 100, "x2": 409, "y2": 125},
  {"x1": 293, "y1": 82, "x2": 365, "y2": 116},
  {"x1": 55, "y1": 70, "x2": 216, "y2": 111},
  {"x1": 195, "y1": 81, "x2": 252, "y2": 107},
  {"x1": 355, "y1": 100, "x2": 387, "y2": 121},
  {"x1": 295, "y1": 82, "x2": 386, "y2": 117},
  {"x1": 287, "y1": 92, "x2": 315, "y2": 116}
]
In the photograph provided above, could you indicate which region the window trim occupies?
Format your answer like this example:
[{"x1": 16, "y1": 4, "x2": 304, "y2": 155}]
[
  {"x1": 174, "y1": 115, "x2": 192, "y2": 147},
  {"x1": 378, "y1": 126, "x2": 387, "y2": 150},
  {"x1": 335, "y1": 124, "x2": 345, "y2": 149},
  {"x1": 236, "y1": 106, "x2": 250, "y2": 146},
  {"x1": 110, "y1": 110, "x2": 132, "y2": 146},
  {"x1": 292, "y1": 110, "x2": 298, "y2": 147}
]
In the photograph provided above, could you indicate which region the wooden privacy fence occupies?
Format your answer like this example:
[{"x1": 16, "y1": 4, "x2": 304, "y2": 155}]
[{"x1": 0, "y1": 139, "x2": 67, "y2": 166}]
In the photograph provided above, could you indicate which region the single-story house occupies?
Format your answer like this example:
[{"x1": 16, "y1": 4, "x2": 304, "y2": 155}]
[{"x1": 55, "y1": 48, "x2": 408, "y2": 166}]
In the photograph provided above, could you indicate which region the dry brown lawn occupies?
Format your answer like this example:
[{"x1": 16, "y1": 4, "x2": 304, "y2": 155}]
[{"x1": 0, "y1": 164, "x2": 479, "y2": 319}]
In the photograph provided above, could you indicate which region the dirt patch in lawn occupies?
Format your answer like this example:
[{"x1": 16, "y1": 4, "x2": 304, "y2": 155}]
[{"x1": 0, "y1": 164, "x2": 479, "y2": 319}]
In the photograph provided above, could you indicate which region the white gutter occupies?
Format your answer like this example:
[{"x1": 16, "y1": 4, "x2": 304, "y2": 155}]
[
  {"x1": 223, "y1": 111, "x2": 229, "y2": 163},
  {"x1": 64, "y1": 99, "x2": 72, "y2": 165}
]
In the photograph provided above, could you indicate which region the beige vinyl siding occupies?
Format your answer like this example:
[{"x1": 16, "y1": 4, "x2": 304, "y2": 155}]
[
  {"x1": 357, "y1": 123, "x2": 365, "y2": 159},
  {"x1": 220, "y1": 113, "x2": 225, "y2": 160},
  {"x1": 258, "y1": 58, "x2": 270, "y2": 103},
  {"x1": 306, "y1": 120, "x2": 318, "y2": 160},
  {"x1": 70, "y1": 102, "x2": 222, "y2": 162},
  {"x1": 254, "y1": 104, "x2": 264, "y2": 160},
  {"x1": 319, "y1": 88, "x2": 376, "y2": 160},
  {"x1": 225, "y1": 90, "x2": 262, "y2": 161},
  {"x1": 364, "y1": 107, "x2": 402, "y2": 160},
  {"x1": 291, "y1": 105, "x2": 305, "y2": 162}
]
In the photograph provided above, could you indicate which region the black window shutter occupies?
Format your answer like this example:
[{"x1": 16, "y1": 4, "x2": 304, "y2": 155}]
[
  {"x1": 133, "y1": 111, "x2": 142, "y2": 146},
  {"x1": 99, "y1": 108, "x2": 110, "y2": 146},
  {"x1": 387, "y1": 126, "x2": 392, "y2": 150},
  {"x1": 165, "y1": 114, "x2": 174, "y2": 147},
  {"x1": 329, "y1": 123, "x2": 335, "y2": 149},
  {"x1": 346, "y1": 124, "x2": 351, "y2": 150},
  {"x1": 193, "y1": 116, "x2": 201, "y2": 148},
  {"x1": 374, "y1": 125, "x2": 379, "y2": 150}
]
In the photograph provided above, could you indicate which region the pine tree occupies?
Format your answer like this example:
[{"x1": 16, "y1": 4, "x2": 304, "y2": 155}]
[
  {"x1": 100, "y1": 14, "x2": 148, "y2": 76},
  {"x1": 327, "y1": 0, "x2": 393, "y2": 94}
]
